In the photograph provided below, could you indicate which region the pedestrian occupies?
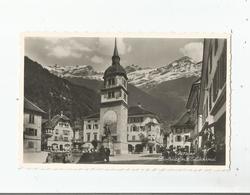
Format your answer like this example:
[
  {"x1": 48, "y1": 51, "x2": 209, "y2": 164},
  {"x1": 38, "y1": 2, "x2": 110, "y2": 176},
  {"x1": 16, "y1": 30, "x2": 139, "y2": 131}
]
[
  {"x1": 163, "y1": 148, "x2": 168, "y2": 159},
  {"x1": 46, "y1": 153, "x2": 53, "y2": 163},
  {"x1": 203, "y1": 146, "x2": 208, "y2": 161},
  {"x1": 105, "y1": 147, "x2": 111, "y2": 162},
  {"x1": 99, "y1": 145, "x2": 105, "y2": 161}
]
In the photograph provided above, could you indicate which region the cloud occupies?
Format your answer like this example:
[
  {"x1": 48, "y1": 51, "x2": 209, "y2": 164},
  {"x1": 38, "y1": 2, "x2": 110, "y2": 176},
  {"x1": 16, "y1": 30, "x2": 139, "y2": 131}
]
[
  {"x1": 97, "y1": 38, "x2": 132, "y2": 56},
  {"x1": 91, "y1": 55, "x2": 104, "y2": 64},
  {"x1": 180, "y1": 42, "x2": 203, "y2": 62},
  {"x1": 48, "y1": 45, "x2": 82, "y2": 58},
  {"x1": 68, "y1": 39, "x2": 92, "y2": 52},
  {"x1": 45, "y1": 38, "x2": 92, "y2": 58}
]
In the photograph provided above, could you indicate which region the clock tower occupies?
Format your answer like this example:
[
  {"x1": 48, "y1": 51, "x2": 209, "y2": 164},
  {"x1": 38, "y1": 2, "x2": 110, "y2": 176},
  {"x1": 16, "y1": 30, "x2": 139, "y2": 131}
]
[{"x1": 100, "y1": 38, "x2": 128, "y2": 155}]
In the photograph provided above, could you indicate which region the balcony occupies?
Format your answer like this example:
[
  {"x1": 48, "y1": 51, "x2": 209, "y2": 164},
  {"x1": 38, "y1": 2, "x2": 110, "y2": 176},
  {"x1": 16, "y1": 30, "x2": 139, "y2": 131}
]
[{"x1": 44, "y1": 129, "x2": 53, "y2": 137}]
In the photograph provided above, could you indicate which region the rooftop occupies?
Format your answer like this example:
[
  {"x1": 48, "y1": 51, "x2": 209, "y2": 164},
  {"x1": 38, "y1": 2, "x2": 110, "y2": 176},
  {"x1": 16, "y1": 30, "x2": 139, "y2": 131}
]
[
  {"x1": 103, "y1": 38, "x2": 128, "y2": 80},
  {"x1": 186, "y1": 77, "x2": 201, "y2": 109},
  {"x1": 84, "y1": 105, "x2": 157, "y2": 120},
  {"x1": 84, "y1": 113, "x2": 100, "y2": 119},
  {"x1": 43, "y1": 112, "x2": 70, "y2": 129},
  {"x1": 128, "y1": 105, "x2": 154, "y2": 116},
  {"x1": 171, "y1": 111, "x2": 194, "y2": 129},
  {"x1": 24, "y1": 97, "x2": 45, "y2": 114}
]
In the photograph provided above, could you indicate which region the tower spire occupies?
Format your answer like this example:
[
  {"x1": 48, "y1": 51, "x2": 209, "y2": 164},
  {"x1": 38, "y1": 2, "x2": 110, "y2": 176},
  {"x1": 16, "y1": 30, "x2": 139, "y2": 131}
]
[
  {"x1": 112, "y1": 38, "x2": 120, "y2": 65},
  {"x1": 113, "y1": 37, "x2": 119, "y2": 56}
]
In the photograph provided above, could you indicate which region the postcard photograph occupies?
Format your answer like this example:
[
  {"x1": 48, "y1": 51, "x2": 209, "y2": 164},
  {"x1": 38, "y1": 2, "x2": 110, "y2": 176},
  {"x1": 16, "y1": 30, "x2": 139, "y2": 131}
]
[{"x1": 21, "y1": 34, "x2": 230, "y2": 169}]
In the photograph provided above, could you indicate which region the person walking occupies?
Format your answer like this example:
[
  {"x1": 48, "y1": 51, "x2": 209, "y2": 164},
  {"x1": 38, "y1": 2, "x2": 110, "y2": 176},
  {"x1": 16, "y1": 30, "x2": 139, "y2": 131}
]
[
  {"x1": 203, "y1": 145, "x2": 208, "y2": 161},
  {"x1": 105, "y1": 147, "x2": 111, "y2": 163},
  {"x1": 46, "y1": 153, "x2": 53, "y2": 163}
]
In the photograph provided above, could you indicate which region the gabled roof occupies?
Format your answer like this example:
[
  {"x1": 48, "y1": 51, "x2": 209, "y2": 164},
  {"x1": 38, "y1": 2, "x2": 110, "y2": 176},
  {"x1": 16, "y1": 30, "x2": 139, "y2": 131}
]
[
  {"x1": 84, "y1": 113, "x2": 100, "y2": 120},
  {"x1": 171, "y1": 111, "x2": 194, "y2": 129},
  {"x1": 186, "y1": 77, "x2": 201, "y2": 109},
  {"x1": 24, "y1": 98, "x2": 45, "y2": 114},
  {"x1": 43, "y1": 113, "x2": 70, "y2": 129}
]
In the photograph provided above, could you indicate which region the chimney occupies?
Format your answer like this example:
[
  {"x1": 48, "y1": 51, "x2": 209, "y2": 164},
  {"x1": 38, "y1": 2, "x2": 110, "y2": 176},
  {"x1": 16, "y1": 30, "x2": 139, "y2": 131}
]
[
  {"x1": 137, "y1": 102, "x2": 142, "y2": 108},
  {"x1": 60, "y1": 111, "x2": 63, "y2": 116}
]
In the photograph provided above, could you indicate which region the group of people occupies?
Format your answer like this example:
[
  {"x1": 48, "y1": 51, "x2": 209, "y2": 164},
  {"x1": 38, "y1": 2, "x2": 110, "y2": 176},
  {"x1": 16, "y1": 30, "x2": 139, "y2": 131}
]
[
  {"x1": 161, "y1": 144, "x2": 217, "y2": 162},
  {"x1": 201, "y1": 144, "x2": 216, "y2": 161},
  {"x1": 45, "y1": 152, "x2": 72, "y2": 163},
  {"x1": 162, "y1": 148, "x2": 190, "y2": 161},
  {"x1": 45, "y1": 145, "x2": 111, "y2": 163},
  {"x1": 99, "y1": 146, "x2": 111, "y2": 162}
]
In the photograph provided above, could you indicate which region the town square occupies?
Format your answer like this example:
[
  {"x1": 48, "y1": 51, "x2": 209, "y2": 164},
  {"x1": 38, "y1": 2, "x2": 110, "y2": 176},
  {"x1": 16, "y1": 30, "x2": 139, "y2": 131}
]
[{"x1": 23, "y1": 36, "x2": 228, "y2": 165}]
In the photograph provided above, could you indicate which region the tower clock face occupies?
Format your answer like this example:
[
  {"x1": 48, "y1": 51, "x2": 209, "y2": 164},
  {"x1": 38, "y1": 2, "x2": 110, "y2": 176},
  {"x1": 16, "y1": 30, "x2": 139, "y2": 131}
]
[{"x1": 103, "y1": 110, "x2": 117, "y2": 134}]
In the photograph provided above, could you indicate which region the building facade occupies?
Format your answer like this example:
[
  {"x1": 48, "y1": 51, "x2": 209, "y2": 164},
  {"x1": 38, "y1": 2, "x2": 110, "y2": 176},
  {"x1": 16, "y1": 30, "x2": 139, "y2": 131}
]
[
  {"x1": 198, "y1": 39, "x2": 227, "y2": 163},
  {"x1": 23, "y1": 98, "x2": 45, "y2": 152},
  {"x1": 83, "y1": 105, "x2": 163, "y2": 154},
  {"x1": 169, "y1": 111, "x2": 194, "y2": 153},
  {"x1": 82, "y1": 113, "x2": 101, "y2": 149},
  {"x1": 127, "y1": 105, "x2": 163, "y2": 153},
  {"x1": 186, "y1": 78, "x2": 201, "y2": 153},
  {"x1": 43, "y1": 112, "x2": 74, "y2": 151}
]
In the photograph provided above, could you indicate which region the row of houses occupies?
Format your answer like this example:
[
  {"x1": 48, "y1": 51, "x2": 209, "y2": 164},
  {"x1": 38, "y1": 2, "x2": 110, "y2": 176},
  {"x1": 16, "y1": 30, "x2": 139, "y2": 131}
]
[
  {"x1": 168, "y1": 39, "x2": 227, "y2": 163},
  {"x1": 23, "y1": 98, "x2": 163, "y2": 154},
  {"x1": 23, "y1": 98, "x2": 75, "y2": 152}
]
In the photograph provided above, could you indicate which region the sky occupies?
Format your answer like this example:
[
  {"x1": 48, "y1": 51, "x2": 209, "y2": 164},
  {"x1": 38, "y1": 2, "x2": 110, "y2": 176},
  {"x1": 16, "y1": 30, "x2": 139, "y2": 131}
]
[{"x1": 25, "y1": 37, "x2": 204, "y2": 71}]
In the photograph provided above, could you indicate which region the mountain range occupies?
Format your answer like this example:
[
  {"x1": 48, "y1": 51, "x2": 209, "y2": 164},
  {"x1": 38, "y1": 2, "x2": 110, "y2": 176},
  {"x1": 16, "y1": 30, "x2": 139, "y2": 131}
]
[
  {"x1": 24, "y1": 57, "x2": 100, "y2": 120},
  {"x1": 44, "y1": 56, "x2": 201, "y2": 90},
  {"x1": 43, "y1": 56, "x2": 201, "y2": 120},
  {"x1": 25, "y1": 55, "x2": 201, "y2": 123}
]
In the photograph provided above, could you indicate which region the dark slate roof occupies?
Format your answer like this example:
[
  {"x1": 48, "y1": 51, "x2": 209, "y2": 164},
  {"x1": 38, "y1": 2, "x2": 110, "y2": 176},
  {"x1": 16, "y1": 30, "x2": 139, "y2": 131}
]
[
  {"x1": 128, "y1": 106, "x2": 154, "y2": 116},
  {"x1": 43, "y1": 114, "x2": 70, "y2": 129},
  {"x1": 84, "y1": 113, "x2": 100, "y2": 119},
  {"x1": 103, "y1": 38, "x2": 128, "y2": 80},
  {"x1": 104, "y1": 64, "x2": 128, "y2": 80},
  {"x1": 171, "y1": 111, "x2": 194, "y2": 128},
  {"x1": 186, "y1": 77, "x2": 201, "y2": 109},
  {"x1": 24, "y1": 98, "x2": 45, "y2": 114}
]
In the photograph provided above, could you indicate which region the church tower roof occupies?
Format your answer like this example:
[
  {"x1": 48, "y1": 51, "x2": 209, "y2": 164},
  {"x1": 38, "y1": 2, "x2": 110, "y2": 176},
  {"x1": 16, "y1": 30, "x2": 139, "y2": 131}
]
[
  {"x1": 113, "y1": 38, "x2": 119, "y2": 57},
  {"x1": 104, "y1": 38, "x2": 128, "y2": 79}
]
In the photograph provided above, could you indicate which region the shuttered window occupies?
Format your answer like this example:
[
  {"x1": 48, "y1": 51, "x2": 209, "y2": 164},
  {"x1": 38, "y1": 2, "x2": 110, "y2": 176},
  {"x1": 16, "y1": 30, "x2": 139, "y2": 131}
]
[{"x1": 29, "y1": 114, "x2": 34, "y2": 124}]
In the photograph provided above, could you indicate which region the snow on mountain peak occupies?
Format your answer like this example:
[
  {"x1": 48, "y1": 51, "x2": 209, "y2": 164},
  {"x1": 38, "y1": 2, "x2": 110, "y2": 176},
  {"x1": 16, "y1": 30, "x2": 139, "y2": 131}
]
[
  {"x1": 127, "y1": 57, "x2": 201, "y2": 88},
  {"x1": 125, "y1": 64, "x2": 143, "y2": 73},
  {"x1": 43, "y1": 56, "x2": 201, "y2": 89},
  {"x1": 44, "y1": 64, "x2": 103, "y2": 79}
]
